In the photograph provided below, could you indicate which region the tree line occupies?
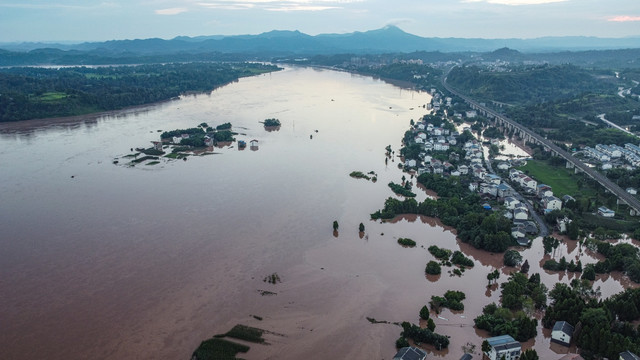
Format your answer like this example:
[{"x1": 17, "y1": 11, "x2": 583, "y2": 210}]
[{"x1": 0, "y1": 62, "x2": 278, "y2": 122}]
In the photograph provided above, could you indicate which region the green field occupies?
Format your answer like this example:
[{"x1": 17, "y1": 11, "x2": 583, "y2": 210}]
[
  {"x1": 518, "y1": 160, "x2": 595, "y2": 198},
  {"x1": 37, "y1": 92, "x2": 69, "y2": 102}
]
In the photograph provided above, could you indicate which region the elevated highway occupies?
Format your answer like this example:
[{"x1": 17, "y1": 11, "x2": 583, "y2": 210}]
[{"x1": 442, "y1": 71, "x2": 640, "y2": 215}]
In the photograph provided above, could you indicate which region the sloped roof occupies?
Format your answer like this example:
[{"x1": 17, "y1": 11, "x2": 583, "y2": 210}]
[
  {"x1": 393, "y1": 346, "x2": 427, "y2": 360},
  {"x1": 553, "y1": 321, "x2": 574, "y2": 336},
  {"x1": 620, "y1": 351, "x2": 640, "y2": 360},
  {"x1": 487, "y1": 334, "x2": 517, "y2": 347}
]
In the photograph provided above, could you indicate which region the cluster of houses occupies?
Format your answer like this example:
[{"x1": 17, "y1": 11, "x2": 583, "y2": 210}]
[
  {"x1": 582, "y1": 143, "x2": 640, "y2": 170},
  {"x1": 392, "y1": 320, "x2": 640, "y2": 359},
  {"x1": 508, "y1": 169, "x2": 563, "y2": 213},
  {"x1": 404, "y1": 118, "x2": 544, "y2": 244},
  {"x1": 158, "y1": 133, "x2": 259, "y2": 149}
]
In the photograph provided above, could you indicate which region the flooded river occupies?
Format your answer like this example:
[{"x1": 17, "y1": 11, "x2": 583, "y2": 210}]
[{"x1": 0, "y1": 66, "x2": 633, "y2": 360}]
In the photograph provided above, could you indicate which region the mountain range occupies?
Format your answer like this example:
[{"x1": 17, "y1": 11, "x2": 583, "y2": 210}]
[{"x1": 2, "y1": 26, "x2": 640, "y2": 56}]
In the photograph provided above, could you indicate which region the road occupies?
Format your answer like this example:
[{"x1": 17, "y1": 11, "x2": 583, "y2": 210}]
[
  {"x1": 597, "y1": 113, "x2": 639, "y2": 139},
  {"x1": 442, "y1": 67, "x2": 640, "y2": 215}
]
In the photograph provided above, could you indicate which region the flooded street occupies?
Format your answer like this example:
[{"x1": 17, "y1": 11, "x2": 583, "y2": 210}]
[{"x1": 0, "y1": 66, "x2": 634, "y2": 360}]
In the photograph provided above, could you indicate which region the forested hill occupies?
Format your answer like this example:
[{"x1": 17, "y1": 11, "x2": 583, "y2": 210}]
[
  {"x1": 0, "y1": 63, "x2": 278, "y2": 122},
  {"x1": 446, "y1": 64, "x2": 616, "y2": 105}
]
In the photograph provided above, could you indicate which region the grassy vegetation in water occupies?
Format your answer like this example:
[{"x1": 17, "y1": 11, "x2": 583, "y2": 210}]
[
  {"x1": 191, "y1": 338, "x2": 249, "y2": 360},
  {"x1": 223, "y1": 324, "x2": 266, "y2": 344},
  {"x1": 388, "y1": 182, "x2": 416, "y2": 197},
  {"x1": 397, "y1": 238, "x2": 417, "y2": 247}
]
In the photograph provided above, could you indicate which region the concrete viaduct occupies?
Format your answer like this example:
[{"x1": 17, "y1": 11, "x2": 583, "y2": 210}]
[{"x1": 442, "y1": 72, "x2": 640, "y2": 215}]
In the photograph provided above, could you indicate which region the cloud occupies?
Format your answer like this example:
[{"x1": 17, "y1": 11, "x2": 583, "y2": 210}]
[
  {"x1": 155, "y1": 7, "x2": 189, "y2": 15},
  {"x1": 266, "y1": 5, "x2": 340, "y2": 11},
  {"x1": 462, "y1": 0, "x2": 567, "y2": 5},
  {"x1": 195, "y1": 0, "x2": 362, "y2": 12},
  {"x1": 0, "y1": 2, "x2": 118, "y2": 10},
  {"x1": 384, "y1": 18, "x2": 415, "y2": 27},
  {"x1": 608, "y1": 15, "x2": 640, "y2": 22}
]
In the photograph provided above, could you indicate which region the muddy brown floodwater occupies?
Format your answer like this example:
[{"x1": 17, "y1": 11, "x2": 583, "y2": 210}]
[{"x1": 0, "y1": 66, "x2": 635, "y2": 360}]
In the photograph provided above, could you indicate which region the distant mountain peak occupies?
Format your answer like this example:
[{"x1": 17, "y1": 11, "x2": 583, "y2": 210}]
[
  {"x1": 491, "y1": 47, "x2": 522, "y2": 55},
  {"x1": 257, "y1": 29, "x2": 306, "y2": 38}
]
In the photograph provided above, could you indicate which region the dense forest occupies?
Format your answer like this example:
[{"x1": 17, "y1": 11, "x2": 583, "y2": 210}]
[
  {"x1": 474, "y1": 272, "x2": 544, "y2": 342},
  {"x1": 370, "y1": 172, "x2": 516, "y2": 253},
  {"x1": 542, "y1": 282, "x2": 640, "y2": 359},
  {"x1": 0, "y1": 62, "x2": 279, "y2": 122},
  {"x1": 505, "y1": 96, "x2": 638, "y2": 146},
  {"x1": 446, "y1": 64, "x2": 617, "y2": 105}
]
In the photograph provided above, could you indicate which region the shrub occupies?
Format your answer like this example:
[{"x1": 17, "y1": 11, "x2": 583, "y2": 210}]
[
  {"x1": 451, "y1": 251, "x2": 474, "y2": 267},
  {"x1": 420, "y1": 305, "x2": 430, "y2": 320},
  {"x1": 503, "y1": 249, "x2": 523, "y2": 267},
  {"x1": 428, "y1": 245, "x2": 452, "y2": 260},
  {"x1": 426, "y1": 261, "x2": 442, "y2": 275},
  {"x1": 398, "y1": 238, "x2": 417, "y2": 247},
  {"x1": 395, "y1": 337, "x2": 409, "y2": 349}
]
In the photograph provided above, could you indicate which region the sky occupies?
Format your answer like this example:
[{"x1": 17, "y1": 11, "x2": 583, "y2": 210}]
[{"x1": 0, "y1": 0, "x2": 639, "y2": 42}]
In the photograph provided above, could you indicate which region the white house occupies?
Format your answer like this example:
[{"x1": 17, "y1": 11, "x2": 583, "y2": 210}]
[
  {"x1": 557, "y1": 217, "x2": 572, "y2": 233},
  {"x1": 544, "y1": 196, "x2": 563, "y2": 211},
  {"x1": 509, "y1": 169, "x2": 523, "y2": 181},
  {"x1": 466, "y1": 110, "x2": 478, "y2": 118},
  {"x1": 434, "y1": 142, "x2": 450, "y2": 151},
  {"x1": 470, "y1": 157, "x2": 483, "y2": 166},
  {"x1": 405, "y1": 159, "x2": 417, "y2": 168},
  {"x1": 469, "y1": 182, "x2": 479, "y2": 192},
  {"x1": 204, "y1": 136, "x2": 214, "y2": 147},
  {"x1": 485, "y1": 174, "x2": 502, "y2": 185},
  {"x1": 497, "y1": 183, "x2": 513, "y2": 198},
  {"x1": 537, "y1": 184, "x2": 553, "y2": 198},
  {"x1": 497, "y1": 162, "x2": 511, "y2": 171},
  {"x1": 504, "y1": 196, "x2": 520, "y2": 210},
  {"x1": 393, "y1": 347, "x2": 427, "y2": 360},
  {"x1": 514, "y1": 208, "x2": 528, "y2": 220},
  {"x1": 458, "y1": 165, "x2": 469, "y2": 175},
  {"x1": 520, "y1": 176, "x2": 537, "y2": 191},
  {"x1": 481, "y1": 183, "x2": 498, "y2": 197},
  {"x1": 602, "y1": 162, "x2": 613, "y2": 170},
  {"x1": 598, "y1": 206, "x2": 615, "y2": 217},
  {"x1": 484, "y1": 335, "x2": 521, "y2": 360},
  {"x1": 474, "y1": 168, "x2": 487, "y2": 179},
  {"x1": 627, "y1": 187, "x2": 638, "y2": 195},
  {"x1": 551, "y1": 321, "x2": 574, "y2": 346},
  {"x1": 511, "y1": 227, "x2": 526, "y2": 239}
]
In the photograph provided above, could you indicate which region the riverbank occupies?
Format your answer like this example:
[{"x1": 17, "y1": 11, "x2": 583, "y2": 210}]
[{"x1": 0, "y1": 63, "x2": 279, "y2": 123}]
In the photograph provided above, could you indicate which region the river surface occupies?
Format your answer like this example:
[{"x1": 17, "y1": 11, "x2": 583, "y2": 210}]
[{"x1": 0, "y1": 66, "x2": 633, "y2": 360}]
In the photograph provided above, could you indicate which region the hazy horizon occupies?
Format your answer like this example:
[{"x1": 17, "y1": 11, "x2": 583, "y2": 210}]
[
  {"x1": 1, "y1": 0, "x2": 639, "y2": 43},
  {"x1": 3, "y1": 25, "x2": 640, "y2": 45}
]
